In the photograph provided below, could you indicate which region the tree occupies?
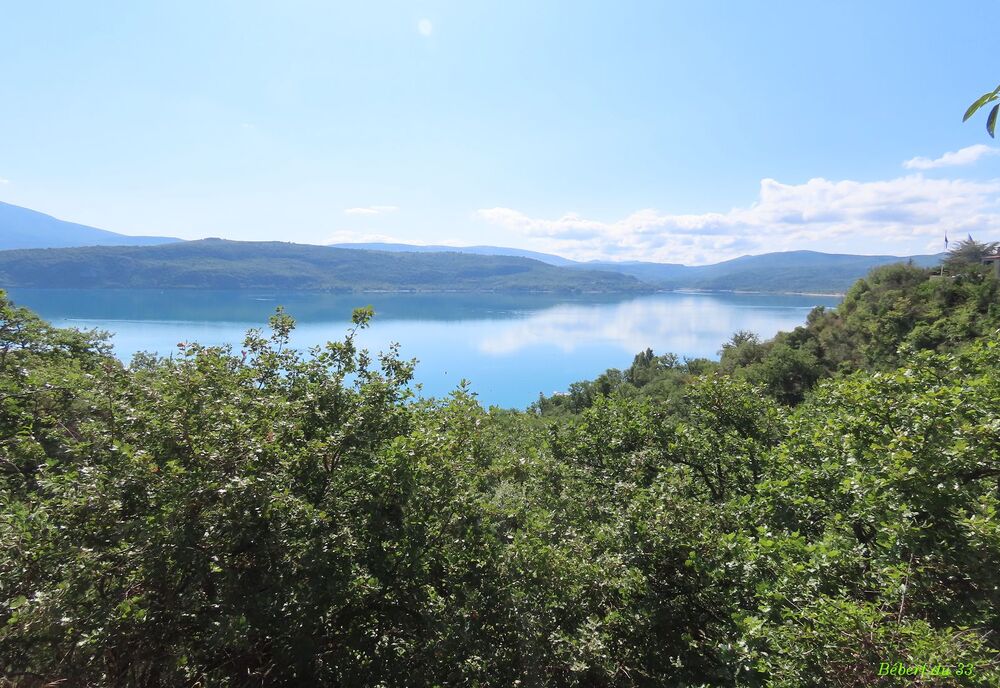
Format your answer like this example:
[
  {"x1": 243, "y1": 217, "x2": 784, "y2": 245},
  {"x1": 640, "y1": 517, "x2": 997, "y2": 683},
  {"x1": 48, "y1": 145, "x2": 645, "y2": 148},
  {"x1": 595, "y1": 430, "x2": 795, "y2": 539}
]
[
  {"x1": 944, "y1": 236, "x2": 1000, "y2": 269},
  {"x1": 719, "y1": 330, "x2": 764, "y2": 370}
]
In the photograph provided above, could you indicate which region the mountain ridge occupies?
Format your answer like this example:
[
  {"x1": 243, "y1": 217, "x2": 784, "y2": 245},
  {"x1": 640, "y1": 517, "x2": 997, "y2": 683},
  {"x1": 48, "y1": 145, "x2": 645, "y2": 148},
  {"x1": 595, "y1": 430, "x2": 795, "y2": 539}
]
[
  {"x1": 338, "y1": 242, "x2": 943, "y2": 294},
  {"x1": 0, "y1": 201, "x2": 946, "y2": 294},
  {"x1": 0, "y1": 201, "x2": 178, "y2": 250},
  {"x1": 0, "y1": 239, "x2": 647, "y2": 293}
]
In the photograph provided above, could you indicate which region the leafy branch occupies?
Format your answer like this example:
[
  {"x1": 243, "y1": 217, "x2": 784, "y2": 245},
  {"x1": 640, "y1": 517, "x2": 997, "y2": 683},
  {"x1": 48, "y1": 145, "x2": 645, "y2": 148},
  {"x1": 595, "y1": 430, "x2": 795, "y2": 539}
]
[{"x1": 964, "y1": 84, "x2": 1000, "y2": 137}]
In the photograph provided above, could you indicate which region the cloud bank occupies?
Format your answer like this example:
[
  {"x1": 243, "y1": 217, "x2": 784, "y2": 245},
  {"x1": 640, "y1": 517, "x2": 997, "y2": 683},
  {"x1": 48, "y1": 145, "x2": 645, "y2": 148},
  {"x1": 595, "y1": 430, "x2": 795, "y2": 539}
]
[
  {"x1": 477, "y1": 173, "x2": 1000, "y2": 264},
  {"x1": 903, "y1": 144, "x2": 1000, "y2": 170},
  {"x1": 343, "y1": 205, "x2": 399, "y2": 216}
]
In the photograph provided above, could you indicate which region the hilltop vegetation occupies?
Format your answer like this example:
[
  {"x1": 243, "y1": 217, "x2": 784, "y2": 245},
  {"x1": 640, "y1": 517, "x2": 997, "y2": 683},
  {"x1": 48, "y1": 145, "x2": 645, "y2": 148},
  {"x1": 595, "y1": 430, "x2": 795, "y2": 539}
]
[
  {"x1": 0, "y1": 239, "x2": 646, "y2": 293},
  {"x1": 1, "y1": 243, "x2": 999, "y2": 686}
]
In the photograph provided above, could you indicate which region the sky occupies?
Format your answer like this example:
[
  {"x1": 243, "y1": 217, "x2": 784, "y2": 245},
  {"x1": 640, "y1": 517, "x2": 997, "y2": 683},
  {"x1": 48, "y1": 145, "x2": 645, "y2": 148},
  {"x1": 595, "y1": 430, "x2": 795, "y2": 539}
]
[{"x1": 2, "y1": 1, "x2": 999, "y2": 265}]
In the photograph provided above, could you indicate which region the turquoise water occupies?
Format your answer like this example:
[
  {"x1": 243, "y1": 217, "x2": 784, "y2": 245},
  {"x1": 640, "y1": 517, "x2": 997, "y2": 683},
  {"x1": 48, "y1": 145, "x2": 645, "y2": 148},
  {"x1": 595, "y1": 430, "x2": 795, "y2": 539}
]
[{"x1": 5, "y1": 289, "x2": 841, "y2": 408}]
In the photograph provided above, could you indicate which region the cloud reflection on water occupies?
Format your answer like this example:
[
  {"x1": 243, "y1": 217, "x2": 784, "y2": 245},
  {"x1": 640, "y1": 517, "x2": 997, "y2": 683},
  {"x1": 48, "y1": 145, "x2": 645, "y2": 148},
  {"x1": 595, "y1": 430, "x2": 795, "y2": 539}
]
[{"x1": 477, "y1": 294, "x2": 830, "y2": 358}]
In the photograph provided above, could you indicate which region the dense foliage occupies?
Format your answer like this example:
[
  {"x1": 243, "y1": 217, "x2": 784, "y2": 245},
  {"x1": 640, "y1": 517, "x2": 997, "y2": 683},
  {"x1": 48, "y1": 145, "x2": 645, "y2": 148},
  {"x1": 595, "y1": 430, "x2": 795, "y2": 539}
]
[{"x1": 2, "y1": 253, "x2": 999, "y2": 687}]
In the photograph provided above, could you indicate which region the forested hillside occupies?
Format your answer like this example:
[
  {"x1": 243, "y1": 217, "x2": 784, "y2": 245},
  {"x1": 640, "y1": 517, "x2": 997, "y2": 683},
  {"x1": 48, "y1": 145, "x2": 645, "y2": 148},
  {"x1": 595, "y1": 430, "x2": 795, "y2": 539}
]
[
  {"x1": 0, "y1": 239, "x2": 645, "y2": 293},
  {"x1": 1, "y1": 242, "x2": 999, "y2": 686},
  {"x1": 329, "y1": 242, "x2": 943, "y2": 294}
]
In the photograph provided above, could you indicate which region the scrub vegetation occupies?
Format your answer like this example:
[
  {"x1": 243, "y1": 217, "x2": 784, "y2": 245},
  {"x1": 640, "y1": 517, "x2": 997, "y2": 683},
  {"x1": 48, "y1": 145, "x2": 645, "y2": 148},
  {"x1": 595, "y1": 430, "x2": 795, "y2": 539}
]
[{"x1": 2, "y1": 241, "x2": 999, "y2": 687}]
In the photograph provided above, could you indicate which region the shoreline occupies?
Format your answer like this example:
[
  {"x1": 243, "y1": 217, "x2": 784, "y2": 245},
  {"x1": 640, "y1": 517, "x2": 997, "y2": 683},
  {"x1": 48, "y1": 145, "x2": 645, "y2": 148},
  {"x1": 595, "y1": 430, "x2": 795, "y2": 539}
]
[
  {"x1": 2, "y1": 285, "x2": 846, "y2": 298},
  {"x1": 665, "y1": 288, "x2": 846, "y2": 297}
]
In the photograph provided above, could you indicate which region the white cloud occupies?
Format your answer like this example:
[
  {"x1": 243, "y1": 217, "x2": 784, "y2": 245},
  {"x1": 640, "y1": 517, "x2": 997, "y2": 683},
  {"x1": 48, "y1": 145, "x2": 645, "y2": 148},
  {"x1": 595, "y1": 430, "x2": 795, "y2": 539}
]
[
  {"x1": 477, "y1": 174, "x2": 1000, "y2": 264},
  {"x1": 903, "y1": 144, "x2": 1000, "y2": 170},
  {"x1": 0, "y1": 177, "x2": 9, "y2": 184},
  {"x1": 417, "y1": 19, "x2": 433, "y2": 36},
  {"x1": 343, "y1": 205, "x2": 399, "y2": 215},
  {"x1": 325, "y1": 230, "x2": 407, "y2": 245}
]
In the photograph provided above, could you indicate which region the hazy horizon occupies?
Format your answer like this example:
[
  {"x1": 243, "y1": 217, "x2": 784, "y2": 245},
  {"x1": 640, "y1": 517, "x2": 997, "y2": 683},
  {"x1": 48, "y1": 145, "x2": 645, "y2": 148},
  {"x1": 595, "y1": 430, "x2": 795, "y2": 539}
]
[
  {"x1": 1, "y1": 198, "x2": 950, "y2": 267},
  {"x1": 2, "y1": 2, "x2": 999, "y2": 263}
]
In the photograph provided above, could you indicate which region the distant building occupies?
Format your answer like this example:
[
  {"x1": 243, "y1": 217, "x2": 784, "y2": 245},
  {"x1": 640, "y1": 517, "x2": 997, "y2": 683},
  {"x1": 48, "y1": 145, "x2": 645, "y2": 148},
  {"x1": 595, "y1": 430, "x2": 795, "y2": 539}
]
[{"x1": 983, "y1": 254, "x2": 1000, "y2": 278}]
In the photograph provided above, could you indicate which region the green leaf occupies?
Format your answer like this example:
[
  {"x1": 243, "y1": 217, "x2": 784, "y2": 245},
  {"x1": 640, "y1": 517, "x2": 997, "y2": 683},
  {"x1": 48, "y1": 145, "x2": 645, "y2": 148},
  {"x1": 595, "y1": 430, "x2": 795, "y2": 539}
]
[
  {"x1": 9, "y1": 595, "x2": 28, "y2": 609},
  {"x1": 988, "y1": 103, "x2": 999, "y2": 138},
  {"x1": 963, "y1": 85, "x2": 1000, "y2": 121},
  {"x1": 352, "y1": 305, "x2": 375, "y2": 327}
]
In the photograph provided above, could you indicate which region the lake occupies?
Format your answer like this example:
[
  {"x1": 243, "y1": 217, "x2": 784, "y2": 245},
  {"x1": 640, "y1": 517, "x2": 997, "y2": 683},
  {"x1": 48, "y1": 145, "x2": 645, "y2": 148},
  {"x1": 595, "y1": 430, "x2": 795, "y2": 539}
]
[{"x1": 5, "y1": 288, "x2": 842, "y2": 408}]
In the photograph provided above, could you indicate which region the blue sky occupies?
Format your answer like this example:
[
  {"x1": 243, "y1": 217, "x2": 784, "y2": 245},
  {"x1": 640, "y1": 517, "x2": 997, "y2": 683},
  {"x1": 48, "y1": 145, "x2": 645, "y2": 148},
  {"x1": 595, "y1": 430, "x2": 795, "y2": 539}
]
[{"x1": 2, "y1": 1, "x2": 999, "y2": 264}]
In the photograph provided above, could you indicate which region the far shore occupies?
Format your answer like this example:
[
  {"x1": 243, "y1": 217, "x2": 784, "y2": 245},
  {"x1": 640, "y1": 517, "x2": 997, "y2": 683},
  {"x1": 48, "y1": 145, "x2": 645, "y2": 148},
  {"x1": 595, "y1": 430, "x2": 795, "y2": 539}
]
[{"x1": 2, "y1": 284, "x2": 846, "y2": 298}]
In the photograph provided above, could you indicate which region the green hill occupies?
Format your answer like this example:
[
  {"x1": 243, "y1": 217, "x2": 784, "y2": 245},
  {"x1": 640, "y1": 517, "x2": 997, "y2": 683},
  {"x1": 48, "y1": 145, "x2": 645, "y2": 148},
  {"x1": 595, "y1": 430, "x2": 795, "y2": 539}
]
[
  {"x1": 0, "y1": 239, "x2": 648, "y2": 293},
  {"x1": 329, "y1": 242, "x2": 945, "y2": 294}
]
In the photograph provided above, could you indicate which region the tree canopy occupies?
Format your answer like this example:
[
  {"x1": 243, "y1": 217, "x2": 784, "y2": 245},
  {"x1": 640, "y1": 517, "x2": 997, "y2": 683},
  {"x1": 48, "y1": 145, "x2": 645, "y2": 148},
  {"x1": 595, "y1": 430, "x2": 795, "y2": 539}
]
[{"x1": 944, "y1": 237, "x2": 1000, "y2": 269}]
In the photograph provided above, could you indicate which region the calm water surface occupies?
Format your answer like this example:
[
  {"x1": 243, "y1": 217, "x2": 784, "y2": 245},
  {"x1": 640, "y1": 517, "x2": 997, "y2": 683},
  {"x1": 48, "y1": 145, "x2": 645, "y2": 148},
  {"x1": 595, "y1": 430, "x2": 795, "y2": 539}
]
[{"x1": 6, "y1": 289, "x2": 841, "y2": 408}]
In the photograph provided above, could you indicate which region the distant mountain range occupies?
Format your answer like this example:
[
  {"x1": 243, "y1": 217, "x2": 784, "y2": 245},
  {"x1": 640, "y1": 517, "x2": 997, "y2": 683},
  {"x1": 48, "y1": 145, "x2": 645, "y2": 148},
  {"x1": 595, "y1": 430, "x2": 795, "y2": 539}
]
[
  {"x1": 0, "y1": 201, "x2": 946, "y2": 294},
  {"x1": 333, "y1": 241, "x2": 943, "y2": 294},
  {"x1": 0, "y1": 201, "x2": 178, "y2": 250},
  {"x1": 581, "y1": 251, "x2": 942, "y2": 293}
]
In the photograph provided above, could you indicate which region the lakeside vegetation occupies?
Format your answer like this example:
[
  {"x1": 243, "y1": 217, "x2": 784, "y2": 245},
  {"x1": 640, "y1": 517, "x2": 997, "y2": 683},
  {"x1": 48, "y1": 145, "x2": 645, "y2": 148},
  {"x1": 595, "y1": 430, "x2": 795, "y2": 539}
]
[{"x1": 2, "y1": 240, "x2": 999, "y2": 686}]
